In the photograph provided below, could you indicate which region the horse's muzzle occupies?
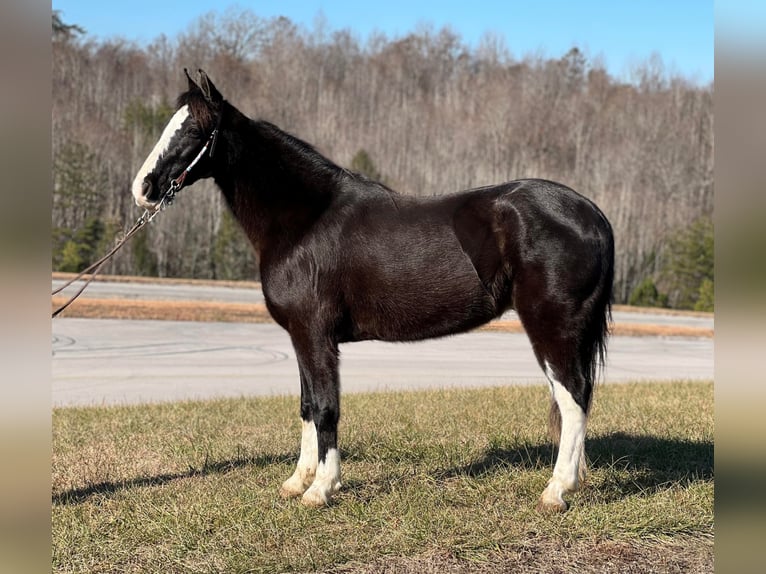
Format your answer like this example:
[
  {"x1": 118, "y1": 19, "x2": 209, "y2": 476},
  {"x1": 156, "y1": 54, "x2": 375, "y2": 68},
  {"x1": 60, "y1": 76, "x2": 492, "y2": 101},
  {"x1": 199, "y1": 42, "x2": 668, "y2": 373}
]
[{"x1": 134, "y1": 179, "x2": 161, "y2": 210}]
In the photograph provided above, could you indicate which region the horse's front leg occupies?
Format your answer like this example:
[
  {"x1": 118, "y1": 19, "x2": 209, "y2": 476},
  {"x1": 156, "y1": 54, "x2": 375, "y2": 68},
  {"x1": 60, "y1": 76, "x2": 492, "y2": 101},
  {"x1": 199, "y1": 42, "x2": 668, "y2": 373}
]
[
  {"x1": 289, "y1": 332, "x2": 342, "y2": 507},
  {"x1": 279, "y1": 368, "x2": 318, "y2": 498}
]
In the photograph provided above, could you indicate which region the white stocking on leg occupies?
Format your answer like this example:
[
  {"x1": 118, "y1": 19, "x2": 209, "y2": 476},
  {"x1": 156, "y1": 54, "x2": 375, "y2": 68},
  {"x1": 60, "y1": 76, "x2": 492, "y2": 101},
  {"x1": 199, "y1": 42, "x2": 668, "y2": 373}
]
[
  {"x1": 280, "y1": 419, "x2": 318, "y2": 498},
  {"x1": 539, "y1": 363, "x2": 587, "y2": 512},
  {"x1": 301, "y1": 448, "x2": 342, "y2": 507}
]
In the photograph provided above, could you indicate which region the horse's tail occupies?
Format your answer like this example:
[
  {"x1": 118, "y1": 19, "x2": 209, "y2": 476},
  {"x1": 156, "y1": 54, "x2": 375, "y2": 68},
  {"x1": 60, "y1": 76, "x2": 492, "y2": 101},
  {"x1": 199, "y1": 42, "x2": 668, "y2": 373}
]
[
  {"x1": 587, "y1": 218, "x2": 614, "y2": 406},
  {"x1": 549, "y1": 218, "x2": 614, "y2": 444}
]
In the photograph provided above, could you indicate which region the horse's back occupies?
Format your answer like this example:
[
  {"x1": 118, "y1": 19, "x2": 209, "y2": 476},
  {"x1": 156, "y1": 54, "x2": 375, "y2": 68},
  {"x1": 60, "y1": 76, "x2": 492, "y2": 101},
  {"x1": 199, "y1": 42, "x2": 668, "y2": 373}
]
[{"x1": 409, "y1": 178, "x2": 613, "y2": 303}]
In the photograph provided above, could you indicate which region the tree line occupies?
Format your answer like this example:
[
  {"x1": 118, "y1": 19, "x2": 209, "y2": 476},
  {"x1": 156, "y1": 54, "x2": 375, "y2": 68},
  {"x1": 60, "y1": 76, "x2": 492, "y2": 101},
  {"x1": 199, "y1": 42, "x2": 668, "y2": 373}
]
[{"x1": 52, "y1": 8, "x2": 713, "y2": 310}]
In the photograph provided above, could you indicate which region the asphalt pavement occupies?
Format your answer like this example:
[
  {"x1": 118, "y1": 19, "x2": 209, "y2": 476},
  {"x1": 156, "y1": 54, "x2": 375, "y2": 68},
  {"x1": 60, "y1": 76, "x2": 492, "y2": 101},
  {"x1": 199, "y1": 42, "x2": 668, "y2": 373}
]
[{"x1": 52, "y1": 317, "x2": 714, "y2": 407}]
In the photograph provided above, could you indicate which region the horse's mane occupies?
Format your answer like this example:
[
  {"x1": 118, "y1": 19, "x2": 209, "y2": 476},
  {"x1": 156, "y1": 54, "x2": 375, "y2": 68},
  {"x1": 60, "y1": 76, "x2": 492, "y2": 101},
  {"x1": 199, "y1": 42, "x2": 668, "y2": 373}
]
[
  {"x1": 257, "y1": 120, "x2": 348, "y2": 175},
  {"x1": 177, "y1": 87, "x2": 390, "y2": 193}
]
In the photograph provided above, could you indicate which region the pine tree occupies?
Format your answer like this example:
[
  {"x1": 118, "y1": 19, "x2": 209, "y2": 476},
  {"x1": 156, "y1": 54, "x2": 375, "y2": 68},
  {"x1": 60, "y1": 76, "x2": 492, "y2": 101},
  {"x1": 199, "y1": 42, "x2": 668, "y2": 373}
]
[
  {"x1": 213, "y1": 209, "x2": 258, "y2": 280},
  {"x1": 628, "y1": 277, "x2": 668, "y2": 308},
  {"x1": 350, "y1": 149, "x2": 383, "y2": 182},
  {"x1": 660, "y1": 217, "x2": 714, "y2": 310}
]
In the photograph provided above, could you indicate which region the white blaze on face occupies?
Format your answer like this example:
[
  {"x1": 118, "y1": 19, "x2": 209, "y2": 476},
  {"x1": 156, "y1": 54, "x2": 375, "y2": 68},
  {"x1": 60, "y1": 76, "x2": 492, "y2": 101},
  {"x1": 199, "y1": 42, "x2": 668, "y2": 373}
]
[{"x1": 131, "y1": 105, "x2": 190, "y2": 206}]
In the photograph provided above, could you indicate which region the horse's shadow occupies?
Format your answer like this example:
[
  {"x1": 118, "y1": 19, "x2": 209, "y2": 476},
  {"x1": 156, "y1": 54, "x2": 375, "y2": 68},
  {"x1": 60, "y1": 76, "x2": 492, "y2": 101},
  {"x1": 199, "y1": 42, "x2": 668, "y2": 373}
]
[
  {"x1": 52, "y1": 452, "x2": 293, "y2": 506},
  {"x1": 54, "y1": 432, "x2": 713, "y2": 506},
  {"x1": 435, "y1": 431, "x2": 713, "y2": 498}
]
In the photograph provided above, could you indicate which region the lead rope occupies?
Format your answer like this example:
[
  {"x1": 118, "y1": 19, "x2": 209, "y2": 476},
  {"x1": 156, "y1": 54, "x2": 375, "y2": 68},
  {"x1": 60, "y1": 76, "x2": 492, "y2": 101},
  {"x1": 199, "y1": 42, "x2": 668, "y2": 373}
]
[
  {"x1": 51, "y1": 119, "x2": 221, "y2": 318},
  {"x1": 51, "y1": 198, "x2": 168, "y2": 318}
]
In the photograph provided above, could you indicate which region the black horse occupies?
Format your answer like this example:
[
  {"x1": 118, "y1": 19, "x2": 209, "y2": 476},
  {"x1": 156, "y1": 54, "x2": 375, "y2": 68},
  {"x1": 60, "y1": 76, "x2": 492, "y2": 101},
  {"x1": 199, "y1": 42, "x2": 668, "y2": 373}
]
[{"x1": 131, "y1": 70, "x2": 614, "y2": 512}]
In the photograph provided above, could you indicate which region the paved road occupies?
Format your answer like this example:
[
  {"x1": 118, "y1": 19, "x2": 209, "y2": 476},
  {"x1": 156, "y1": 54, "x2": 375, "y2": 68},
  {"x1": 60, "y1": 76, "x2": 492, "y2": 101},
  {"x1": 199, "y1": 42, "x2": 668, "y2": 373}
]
[
  {"x1": 52, "y1": 278, "x2": 266, "y2": 304},
  {"x1": 52, "y1": 318, "x2": 713, "y2": 407},
  {"x1": 52, "y1": 279, "x2": 714, "y2": 330}
]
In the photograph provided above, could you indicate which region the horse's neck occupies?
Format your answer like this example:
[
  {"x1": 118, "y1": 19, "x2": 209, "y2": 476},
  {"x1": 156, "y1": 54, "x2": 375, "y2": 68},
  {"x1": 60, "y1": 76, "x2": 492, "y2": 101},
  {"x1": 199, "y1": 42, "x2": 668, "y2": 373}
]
[{"x1": 215, "y1": 119, "x2": 340, "y2": 258}]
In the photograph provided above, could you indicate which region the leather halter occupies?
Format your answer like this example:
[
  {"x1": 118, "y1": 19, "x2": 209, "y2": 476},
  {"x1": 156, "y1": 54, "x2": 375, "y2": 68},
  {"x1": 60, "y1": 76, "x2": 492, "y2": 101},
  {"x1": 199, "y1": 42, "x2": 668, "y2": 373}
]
[{"x1": 163, "y1": 104, "x2": 224, "y2": 206}]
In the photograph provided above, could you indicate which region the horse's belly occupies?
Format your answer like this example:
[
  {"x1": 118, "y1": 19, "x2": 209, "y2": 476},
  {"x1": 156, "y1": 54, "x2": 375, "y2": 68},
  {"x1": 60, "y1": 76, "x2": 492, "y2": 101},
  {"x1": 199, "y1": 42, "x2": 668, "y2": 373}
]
[{"x1": 346, "y1": 266, "x2": 501, "y2": 342}]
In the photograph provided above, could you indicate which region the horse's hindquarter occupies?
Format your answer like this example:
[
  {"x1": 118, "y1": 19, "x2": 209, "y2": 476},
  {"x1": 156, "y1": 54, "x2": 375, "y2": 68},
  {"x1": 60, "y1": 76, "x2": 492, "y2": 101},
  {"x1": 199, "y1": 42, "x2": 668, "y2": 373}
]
[{"x1": 495, "y1": 180, "x2": 614, "y2": 286}]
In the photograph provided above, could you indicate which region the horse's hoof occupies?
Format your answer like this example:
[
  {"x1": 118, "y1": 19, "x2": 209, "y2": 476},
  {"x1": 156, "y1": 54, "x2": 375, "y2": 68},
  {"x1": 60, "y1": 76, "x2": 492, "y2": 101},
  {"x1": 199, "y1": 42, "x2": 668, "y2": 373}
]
[
  {"x1": 301, "y1": 486, "x2": 330, "y2": 507},
  {"x1": 279, "y1": 483, "x2": 305, "y2": 499},
  {"x1": 279, "y1": 470, "x2": 315, "y2": 498},
  {"x1": 537, "y1": 497, "x2": 569, "y2": 513}
]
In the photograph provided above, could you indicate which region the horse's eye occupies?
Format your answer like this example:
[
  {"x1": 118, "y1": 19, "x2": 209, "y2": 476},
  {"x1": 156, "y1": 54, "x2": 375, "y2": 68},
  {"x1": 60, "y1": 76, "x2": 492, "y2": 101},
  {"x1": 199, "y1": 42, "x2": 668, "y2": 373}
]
[{"x1": 188, "y1": 127, "x2": 202, "y2": 138}]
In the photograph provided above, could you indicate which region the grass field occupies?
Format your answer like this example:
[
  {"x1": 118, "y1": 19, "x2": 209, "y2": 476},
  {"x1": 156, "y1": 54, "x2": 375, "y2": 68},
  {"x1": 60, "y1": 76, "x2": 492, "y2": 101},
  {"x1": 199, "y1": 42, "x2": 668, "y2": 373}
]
[{"x1": 52, "y1": 381, "x2": 713, "y2": 573}]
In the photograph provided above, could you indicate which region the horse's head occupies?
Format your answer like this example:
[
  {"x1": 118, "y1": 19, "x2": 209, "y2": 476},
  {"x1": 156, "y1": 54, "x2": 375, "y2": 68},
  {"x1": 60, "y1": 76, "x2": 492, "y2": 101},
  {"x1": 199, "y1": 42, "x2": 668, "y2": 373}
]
[{"x1": 131, "y1": 69, "x2": 224, "y2": 210}]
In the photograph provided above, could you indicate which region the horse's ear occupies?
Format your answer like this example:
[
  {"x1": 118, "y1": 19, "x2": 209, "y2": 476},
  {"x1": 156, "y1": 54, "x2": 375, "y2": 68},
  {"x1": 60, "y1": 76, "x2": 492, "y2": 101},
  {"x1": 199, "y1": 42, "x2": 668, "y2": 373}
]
[
  {"x1": 184, "y1": 68, "x2": 198, "y2": 91},
  {"x1": 198, "y1": 69, "x2": 223, "y2": 104}
]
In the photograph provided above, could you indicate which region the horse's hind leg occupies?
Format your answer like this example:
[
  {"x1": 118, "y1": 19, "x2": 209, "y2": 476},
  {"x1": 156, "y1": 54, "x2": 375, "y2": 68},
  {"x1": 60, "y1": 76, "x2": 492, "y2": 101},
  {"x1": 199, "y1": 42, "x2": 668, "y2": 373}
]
[
  {"x1": 538, "y1": 360, "x2": 589, "y2": 512},
  {"x1": 279, "y1": 368, "x2": 318, "y2": 498},
  {"x1": 515, "y1": 300, "x2": 593, "y2": 512}
]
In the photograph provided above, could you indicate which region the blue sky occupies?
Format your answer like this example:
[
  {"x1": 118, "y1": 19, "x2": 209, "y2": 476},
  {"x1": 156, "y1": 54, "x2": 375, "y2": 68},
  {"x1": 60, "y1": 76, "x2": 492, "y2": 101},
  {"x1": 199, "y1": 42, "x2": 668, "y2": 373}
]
[{"x1": 53, "y1": 1, "x2": 713, "y2": 84}]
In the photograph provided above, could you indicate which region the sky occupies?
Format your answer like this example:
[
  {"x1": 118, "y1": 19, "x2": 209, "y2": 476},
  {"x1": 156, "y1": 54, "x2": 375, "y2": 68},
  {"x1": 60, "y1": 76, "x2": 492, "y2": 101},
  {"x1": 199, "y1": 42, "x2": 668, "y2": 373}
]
[{"x1": 52, "y1": 1, "x2": 714, "y2": 84}]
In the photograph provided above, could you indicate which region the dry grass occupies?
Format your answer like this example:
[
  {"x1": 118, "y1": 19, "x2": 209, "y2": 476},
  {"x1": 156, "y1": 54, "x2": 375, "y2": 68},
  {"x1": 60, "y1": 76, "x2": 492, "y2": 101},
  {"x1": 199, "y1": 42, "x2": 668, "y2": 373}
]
[
  {"x1": 52, "y1": 296, "x2": 274, "y2": 323},
  {"x1": 52, "y1": 296, "x2": 713, "y2": 338},
  {"x1": 52, "y1": 382, "x2": 714, "y2": 573},
  {"x1": 480, "y1": 319, "x2": 713, "y2": 338},
  {"x1": 348, "y1": 537, "x2": 713, "y2": 573},
  {"x1": 611, "y1": 304, "x2": 713, "y2": 319}
]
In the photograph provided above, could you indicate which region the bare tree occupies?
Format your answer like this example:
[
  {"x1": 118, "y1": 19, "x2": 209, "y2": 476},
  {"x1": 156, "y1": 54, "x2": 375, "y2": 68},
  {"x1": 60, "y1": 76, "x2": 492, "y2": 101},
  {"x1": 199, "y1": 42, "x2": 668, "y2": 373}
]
[{"x1": 51, "y1": 9, "x2": 713, "y2": 302}]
